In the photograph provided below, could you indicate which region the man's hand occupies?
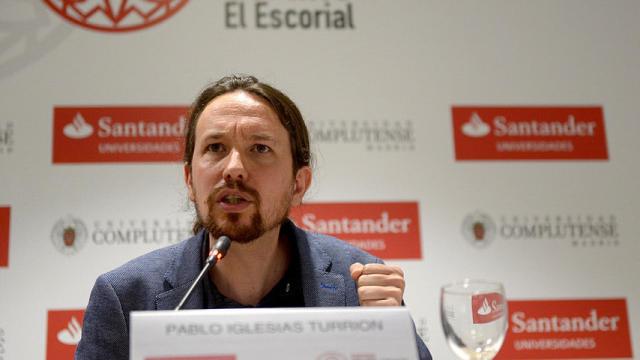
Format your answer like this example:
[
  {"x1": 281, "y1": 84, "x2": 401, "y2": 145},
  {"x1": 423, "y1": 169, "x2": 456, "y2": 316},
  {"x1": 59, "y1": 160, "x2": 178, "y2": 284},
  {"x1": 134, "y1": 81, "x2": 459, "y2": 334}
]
[{"x1": 350, "y1": 263, "x2": 405, "y2": 306}]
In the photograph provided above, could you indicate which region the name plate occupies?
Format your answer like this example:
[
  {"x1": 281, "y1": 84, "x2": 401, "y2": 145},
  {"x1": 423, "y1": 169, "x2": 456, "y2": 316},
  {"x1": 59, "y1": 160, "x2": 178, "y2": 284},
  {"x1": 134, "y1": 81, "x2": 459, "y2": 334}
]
[{"x1": 131, "y1": 307, "x2": 419, "y2": 360}]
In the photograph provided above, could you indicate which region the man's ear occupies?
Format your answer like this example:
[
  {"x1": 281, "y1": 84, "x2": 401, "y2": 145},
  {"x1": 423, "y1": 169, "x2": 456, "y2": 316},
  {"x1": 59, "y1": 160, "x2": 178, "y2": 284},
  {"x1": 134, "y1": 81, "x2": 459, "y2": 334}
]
[
  {"x1": 291, "y1": 166, "x2": 312, "y2": 207},
  {"x1": 184, "y1": 163, "x2": 195, "y2": 202}
]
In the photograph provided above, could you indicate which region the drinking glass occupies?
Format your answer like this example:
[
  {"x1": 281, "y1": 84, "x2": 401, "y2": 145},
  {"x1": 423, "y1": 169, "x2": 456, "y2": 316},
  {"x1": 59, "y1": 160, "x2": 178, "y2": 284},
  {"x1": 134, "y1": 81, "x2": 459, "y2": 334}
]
[{"x1": 440, "y1": 280, "x2": 508, "y2": 360}]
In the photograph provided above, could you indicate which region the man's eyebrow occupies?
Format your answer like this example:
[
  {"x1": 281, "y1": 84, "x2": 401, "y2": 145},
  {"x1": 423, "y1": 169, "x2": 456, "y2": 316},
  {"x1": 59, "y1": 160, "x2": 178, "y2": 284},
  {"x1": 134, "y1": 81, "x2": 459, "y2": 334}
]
[
  {"x1": 250, "y1": 133, "x2": 277, "y2": 142},
  {"x1": 201, "y1": 132, "x2": 277, "y2": 142},
  {"x1": 202, "y1": 132, "x2": 225, "y2": 141}
]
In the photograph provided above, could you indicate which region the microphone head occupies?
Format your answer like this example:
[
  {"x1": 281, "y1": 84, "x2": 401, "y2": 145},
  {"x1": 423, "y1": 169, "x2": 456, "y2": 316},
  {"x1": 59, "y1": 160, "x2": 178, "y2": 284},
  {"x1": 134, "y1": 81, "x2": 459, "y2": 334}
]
[{"x1": 214, "y1": 236, "x2": 231, "y2": 257}]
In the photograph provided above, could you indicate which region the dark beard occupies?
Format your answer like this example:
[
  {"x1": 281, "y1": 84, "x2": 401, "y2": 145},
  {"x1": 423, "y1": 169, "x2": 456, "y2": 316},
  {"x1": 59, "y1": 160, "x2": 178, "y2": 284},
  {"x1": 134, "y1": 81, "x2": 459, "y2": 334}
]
[
  {"x1": 197, "y1": 180, "x2": 291, "y2": 244},
  {"x1": 204, "y1": 207, "x2": 265, "y2": 244}
]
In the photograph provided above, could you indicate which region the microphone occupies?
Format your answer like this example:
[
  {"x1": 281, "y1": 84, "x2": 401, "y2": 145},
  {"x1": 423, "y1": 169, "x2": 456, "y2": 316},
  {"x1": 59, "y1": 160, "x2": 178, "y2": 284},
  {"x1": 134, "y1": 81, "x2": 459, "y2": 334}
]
[{"x1": 174, "y1": 235, "x2": 231, "y2": 311}]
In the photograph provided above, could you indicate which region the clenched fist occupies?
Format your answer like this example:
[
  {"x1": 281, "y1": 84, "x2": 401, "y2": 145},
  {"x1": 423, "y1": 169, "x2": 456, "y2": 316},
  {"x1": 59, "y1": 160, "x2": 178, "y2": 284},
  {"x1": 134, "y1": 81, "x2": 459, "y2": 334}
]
[{"x1": 350, "y1": 262, "x2": 405, "y2": 306}]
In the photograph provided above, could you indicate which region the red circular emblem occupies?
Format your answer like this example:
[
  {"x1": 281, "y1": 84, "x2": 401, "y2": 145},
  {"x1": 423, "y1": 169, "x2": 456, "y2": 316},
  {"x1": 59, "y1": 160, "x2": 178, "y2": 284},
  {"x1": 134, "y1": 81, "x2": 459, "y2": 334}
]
[{"x1": 43, "y1": 0, "x2": 189, "y2": 33}]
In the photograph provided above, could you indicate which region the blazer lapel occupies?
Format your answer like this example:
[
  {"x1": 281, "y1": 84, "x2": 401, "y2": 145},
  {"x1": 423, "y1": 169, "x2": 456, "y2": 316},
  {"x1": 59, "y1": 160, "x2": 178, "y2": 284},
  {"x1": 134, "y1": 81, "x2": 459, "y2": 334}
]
[
  {"x1": 293, "y1": 222, "x2": 347, "y2": 307},
  {"x1": 155, "y1": 231, "x2": 207, "y2": 310}
]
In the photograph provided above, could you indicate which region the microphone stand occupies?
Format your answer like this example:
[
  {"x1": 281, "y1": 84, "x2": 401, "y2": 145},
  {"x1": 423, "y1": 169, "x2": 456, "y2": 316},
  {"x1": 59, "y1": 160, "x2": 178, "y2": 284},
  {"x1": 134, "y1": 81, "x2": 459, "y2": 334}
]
[{"x1": 174, "y1": 236, "x2": 231, "y2": 311}]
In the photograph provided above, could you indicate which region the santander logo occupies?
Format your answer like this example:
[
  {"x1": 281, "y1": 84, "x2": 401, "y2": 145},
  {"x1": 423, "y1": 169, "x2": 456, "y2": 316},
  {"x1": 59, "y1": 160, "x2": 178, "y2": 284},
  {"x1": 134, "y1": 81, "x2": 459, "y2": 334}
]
[
  {"x1": 57, "y1": 316, "x2": 82, "y2": 345},
  {"x1": 46, "y1": 309, "x2": 85, "y2": 359},
  {"x1": 477, "y1": 297, "x2": 494, "y2": 316},
  {"x1": 301, "y1": 211, "x2": 411, "y2": 234},
  {"x1": 53, "y1": 106, "x2": 187, "y2": 163},
  {"x1": 496, "y1": 299, "x2": 632, "y2": 359},
  {"x1": 472, "y1": 292, "x2": 505, "y2": 324},
  {"x1": 289, "y1": 202, "x2": 422, "y2": 260},
  {"x1": 63, "y1": 113, "x2": 94, "y2": 139},
  {"x1": 462, "y1": 112, "x2": 491, "y2": 137},
  {"x1": 452, "y1": 106, "x2": 608, "y2": 160}
]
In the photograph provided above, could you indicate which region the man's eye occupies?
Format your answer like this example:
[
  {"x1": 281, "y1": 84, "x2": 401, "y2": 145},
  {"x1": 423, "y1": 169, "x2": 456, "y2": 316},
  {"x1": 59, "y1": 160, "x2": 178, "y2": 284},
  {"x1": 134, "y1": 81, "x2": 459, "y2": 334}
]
[
  {"x1": 253, "y1": 144, "x2": 271, "y2": 153},
  {"x1": 207, "y1": 143, "x2": 225, "y2": 153}
]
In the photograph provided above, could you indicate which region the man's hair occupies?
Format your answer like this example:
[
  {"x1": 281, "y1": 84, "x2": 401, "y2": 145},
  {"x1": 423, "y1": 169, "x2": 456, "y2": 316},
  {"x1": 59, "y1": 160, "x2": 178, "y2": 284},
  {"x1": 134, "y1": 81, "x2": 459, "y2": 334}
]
[
  {"x1": 184, "y1": 74, "x2": 312, "y2": 173},
  {"x1": 184, "y1": 74, "x2": 312, "y2": 234}
]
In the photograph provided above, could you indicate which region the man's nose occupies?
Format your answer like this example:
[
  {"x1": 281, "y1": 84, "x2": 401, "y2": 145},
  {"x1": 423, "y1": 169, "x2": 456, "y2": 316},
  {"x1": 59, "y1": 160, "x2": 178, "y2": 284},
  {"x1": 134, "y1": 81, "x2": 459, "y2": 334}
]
[{"x1": 223, "y1": 149, "x2": 248, "y2": 183}]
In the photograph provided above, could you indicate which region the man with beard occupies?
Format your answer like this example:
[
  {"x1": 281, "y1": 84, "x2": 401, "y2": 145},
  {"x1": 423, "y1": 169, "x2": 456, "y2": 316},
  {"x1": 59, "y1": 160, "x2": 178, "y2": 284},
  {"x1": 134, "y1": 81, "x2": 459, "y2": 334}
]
[{"x1": 76, "y1": 75, "x2": 432, "y2": 360}]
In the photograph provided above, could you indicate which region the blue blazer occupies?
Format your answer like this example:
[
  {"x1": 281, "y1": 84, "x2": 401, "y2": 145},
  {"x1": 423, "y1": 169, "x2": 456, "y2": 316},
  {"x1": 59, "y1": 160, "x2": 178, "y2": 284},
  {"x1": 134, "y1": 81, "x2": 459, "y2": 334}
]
[{"x1": 75, "y1": 220, "x2": 432, "y2": 359}]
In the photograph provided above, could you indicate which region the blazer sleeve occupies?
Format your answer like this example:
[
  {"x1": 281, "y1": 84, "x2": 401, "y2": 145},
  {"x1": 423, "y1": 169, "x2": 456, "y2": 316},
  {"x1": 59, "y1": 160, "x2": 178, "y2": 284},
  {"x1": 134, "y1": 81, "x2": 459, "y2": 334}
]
[
  {"x1": 75, "y1": 275, "x2": 129, "y2": 360},
  {"x1": 414, "y1": 324, "x2": 433, "y2": 360}
]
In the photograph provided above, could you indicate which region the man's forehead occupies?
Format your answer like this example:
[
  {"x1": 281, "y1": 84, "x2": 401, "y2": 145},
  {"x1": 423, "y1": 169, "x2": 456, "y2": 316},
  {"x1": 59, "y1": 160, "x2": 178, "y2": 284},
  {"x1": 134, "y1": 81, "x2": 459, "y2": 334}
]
[
  {"x1": 195, "y1": 90, "x2": 286, "y2": 137},
  {"x1": 201, "y1": 91, "x2": 277, "y2": 119}
]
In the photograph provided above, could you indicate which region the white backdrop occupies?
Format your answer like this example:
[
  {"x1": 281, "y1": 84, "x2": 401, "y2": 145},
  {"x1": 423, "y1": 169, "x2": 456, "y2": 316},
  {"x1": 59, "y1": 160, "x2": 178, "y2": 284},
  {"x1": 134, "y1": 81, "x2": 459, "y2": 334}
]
[{"x1": 0, "y1": 0, "x2": 638, "y2": 359}]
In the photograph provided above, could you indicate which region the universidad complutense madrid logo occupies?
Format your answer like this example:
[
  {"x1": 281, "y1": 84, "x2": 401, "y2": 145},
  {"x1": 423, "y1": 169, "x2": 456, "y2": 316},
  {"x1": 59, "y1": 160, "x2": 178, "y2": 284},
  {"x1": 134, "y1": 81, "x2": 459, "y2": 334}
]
[
  {"x1": 51, "y1": 216, "x2": 88, "y2": 255},
  {"x1": 46, "y1": 309, "x2": 84, "y2": 360},
  {"x1": 495, "y1": 298, "x2": 633, "y2": 359},
  {"x1": 0, "y1": 206, "x2": 10, "y2": 267},
  {"x1": 452, "y1": 106, "x2": 609, "y2": 160},
  {"x1": 462, "y1": 211, "x2": 496, "y2": 248},
  {"x1": 43, "y1": 0, "x2": 189, "y2": 33},
  {"x1": 289, "y1": 202, "x2": 422, "y2": 260},
  {"x1": 52, "y1": 106, "x2": 187, "y2": 163}
]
